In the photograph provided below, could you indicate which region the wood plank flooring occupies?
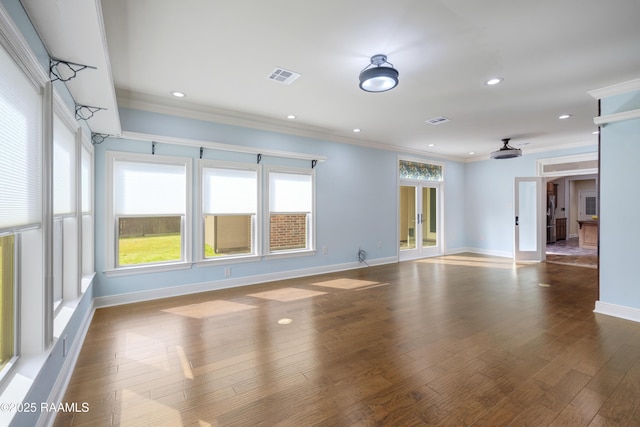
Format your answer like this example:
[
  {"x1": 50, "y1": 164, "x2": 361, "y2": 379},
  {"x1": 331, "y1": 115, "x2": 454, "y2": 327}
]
[{"x1": 54, "y1": 254, "x2": 640, "y2": 426}]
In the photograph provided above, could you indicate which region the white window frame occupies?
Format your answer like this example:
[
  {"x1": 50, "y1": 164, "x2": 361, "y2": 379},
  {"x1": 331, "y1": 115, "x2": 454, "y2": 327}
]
[
  {"x1": 265, "y1": 165, "x2": 316, "y2": 258},
  {"x1": 105, "y1": 151, "x2": 192, "y2": 275},
  {"x1": 80, "y1": 137, "x2": 94, "y2": 291},
  {"x1": 0, "y1": 5, "x2": 51, "y2": 389},
  {"x1": 52, "y1": 105, "x2": 81, "y2": 311},
  {"x1": 197, "y1": 160, "x2": 261, "y2": 264},
  {"x1": 0, "y1": 232, "x2": 18, "y2": 379}
]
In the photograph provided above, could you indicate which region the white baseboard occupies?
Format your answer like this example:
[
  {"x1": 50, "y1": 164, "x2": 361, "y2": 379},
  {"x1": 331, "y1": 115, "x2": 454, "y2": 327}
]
[
  {"x1": 39, "y1": 299, "x2": 96, "y2": 427},
  {"x1": 465, "y1": 247, "x2": 513, "y2": 258},
  {"x1": 94, "y1": 256, "x2": 398, "y2": 308},
  {"x1": 444, "y1": 247, "x2": 471, "y2": 255},
  {"x1": 594, "y1": 301, "x2": 640, "y2": 323}
]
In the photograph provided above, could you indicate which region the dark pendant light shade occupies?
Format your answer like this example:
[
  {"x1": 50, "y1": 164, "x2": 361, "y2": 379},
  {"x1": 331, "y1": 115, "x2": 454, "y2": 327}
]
[
  {"x1": 359, "y1": 54, "x2": 399, "y2": 93},
  {"x1": 490, "y1": 138, "x2": 522, "y2": 159}
]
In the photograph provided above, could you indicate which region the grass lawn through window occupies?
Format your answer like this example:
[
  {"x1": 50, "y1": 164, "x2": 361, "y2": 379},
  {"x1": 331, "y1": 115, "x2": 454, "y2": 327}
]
[
  {"x1": 119, "y1": 234, "x2": 182, "y2": 265},
  {"x1": 118, "y1": 234, "x2": 217, "y2": 265}
]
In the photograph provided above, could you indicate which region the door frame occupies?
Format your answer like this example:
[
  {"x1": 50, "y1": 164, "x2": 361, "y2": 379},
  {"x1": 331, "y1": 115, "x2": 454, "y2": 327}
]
[
  {"x1": 399, "y1": 180, "x2": 443, "y2": 261},
  {"x1": 514, "y1": 177, "x2": 546, "y2": 262}
]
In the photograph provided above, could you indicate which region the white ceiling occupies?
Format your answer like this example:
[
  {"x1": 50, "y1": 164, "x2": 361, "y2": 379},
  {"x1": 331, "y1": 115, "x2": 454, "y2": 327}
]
[{"x1": 20, "y1": 0, "x2": 640, "y2": 160}]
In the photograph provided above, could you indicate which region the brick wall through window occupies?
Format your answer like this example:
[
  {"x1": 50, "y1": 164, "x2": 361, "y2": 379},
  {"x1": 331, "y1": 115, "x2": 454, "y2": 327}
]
[{"x1": 270, "y1": 213, "x2": 307, "y2": 251}]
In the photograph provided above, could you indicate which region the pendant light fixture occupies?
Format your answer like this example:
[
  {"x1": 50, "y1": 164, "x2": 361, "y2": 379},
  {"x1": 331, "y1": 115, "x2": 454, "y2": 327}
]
[
  {"x1": 359, "y1": 54, "x2": 399, "y2": 92},
  {"x1": 490, "y1": 138, "x2": 522, "y2": 159}
]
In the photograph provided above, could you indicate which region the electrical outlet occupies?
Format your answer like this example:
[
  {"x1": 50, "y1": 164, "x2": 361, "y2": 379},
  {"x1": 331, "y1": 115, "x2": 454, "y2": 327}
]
[
  {"x1": 322, "y1": 246, "x2": 328, "y2": 255},
  {"x1": 224, "y1": 267, "x2": 231, "y2": 277},
  {"x1": 378, "y1": 241, "x2": 382, "y2": 248}
]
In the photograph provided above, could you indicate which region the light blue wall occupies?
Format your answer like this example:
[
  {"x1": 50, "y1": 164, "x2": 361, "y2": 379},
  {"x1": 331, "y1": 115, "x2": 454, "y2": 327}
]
[
  {"x1": 599, "y1": 90, "x2": 640, "y2": 310},
  {"x1": 94, "y1": 108, "x2": 467, "y2": 298},
  {"x1": 465, "y1": 145, "x2": 598, "y2": 256}
]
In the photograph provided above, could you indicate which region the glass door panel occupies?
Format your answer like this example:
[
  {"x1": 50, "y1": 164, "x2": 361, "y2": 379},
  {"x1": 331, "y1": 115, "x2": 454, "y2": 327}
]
[
  {"x1": 399, "y1": 186, "x2": 416, "y2": 250},
  {"x1": 422, "y1": 187, "x2": 437, "y2": 249},
  {"x1": 400, "y1": 184, "x2": 440, "y2": 260},
  {"x1": 514, "y1": 177, "x2": 545, "y2": 261}
]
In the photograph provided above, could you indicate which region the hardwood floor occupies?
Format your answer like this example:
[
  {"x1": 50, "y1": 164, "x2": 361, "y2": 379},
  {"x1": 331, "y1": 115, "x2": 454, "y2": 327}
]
[{"x1": 54, "y1": 254, "x2": 640, "y2": 426}]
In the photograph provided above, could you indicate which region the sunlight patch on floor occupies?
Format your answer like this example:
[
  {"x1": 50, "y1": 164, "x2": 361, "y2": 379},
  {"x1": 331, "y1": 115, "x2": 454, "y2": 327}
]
[
  {"x1": 311, "y1": 278, "x2": 381, "y2": 290},
  {"x1": 175, "y1": 345, "x2": 194, "y2": 379},
  {"x1": 418, "y1": 255, "x2": 522, "y2": 269},
  {"x1": 120, "y1": 388, "x2": 182, "y2": 426},
  {"x1": 123, "y1": 332, "x2": 171, "y2": 371},
  {"x1": 162, "y1": 300, "x2": 257, "y2": 319},
  {"x1": 248, "y1": 287, "x2": 327, "y2": 302}
]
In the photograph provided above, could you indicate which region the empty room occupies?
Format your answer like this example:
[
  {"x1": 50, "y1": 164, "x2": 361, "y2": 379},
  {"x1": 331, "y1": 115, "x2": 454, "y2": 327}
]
[{"x1": 1, "y1": 1, "x2": 640, "y2": 426}]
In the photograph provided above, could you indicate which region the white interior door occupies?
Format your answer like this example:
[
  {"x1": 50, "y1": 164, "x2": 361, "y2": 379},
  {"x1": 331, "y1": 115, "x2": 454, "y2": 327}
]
[
  {"x1": 399, "y1": 183, "x2": 441, "y2": 260},
  {"x1": 514, "y1": 177, "x2": 545, "y2": 261}
]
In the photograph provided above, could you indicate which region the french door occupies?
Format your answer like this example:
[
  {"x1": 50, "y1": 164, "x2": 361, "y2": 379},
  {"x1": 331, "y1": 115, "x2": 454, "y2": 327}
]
[
  {"x1": 514, "y1": 177, "x2": 545, "y2": 261},
  {"x1": 399, "y1": 183, "x2": 441, "y2": 260}
]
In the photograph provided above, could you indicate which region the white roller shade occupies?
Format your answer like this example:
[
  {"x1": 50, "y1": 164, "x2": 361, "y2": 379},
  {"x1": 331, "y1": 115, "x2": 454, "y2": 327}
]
[
  {"x1": 0, "y1": 44, "x2": 42, "y2": 230},
  {"x1": 203, "y1": 167, "x2": 257, "y2": 214},
  {"x1": 53, "y1": 114, "x2": 76, "y2": 215},
  {"x1": 114, "y1": 160, "x2": 186, "y2": 215},
  {"x1": 269, "y1": 172, "x2": 312, "y2": 213}
]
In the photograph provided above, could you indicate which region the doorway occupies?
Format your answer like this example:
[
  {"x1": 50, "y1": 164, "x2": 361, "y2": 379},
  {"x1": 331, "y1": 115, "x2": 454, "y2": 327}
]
[
  {"x1": 545, "y1": 175, "x2": 598, "y2": 268},
  {"x1": 399, "y1": 183, "x2": 441, "y2": 260},
  {"x1": 536, "y1": 153, "x2": 599, "y2": 268}
]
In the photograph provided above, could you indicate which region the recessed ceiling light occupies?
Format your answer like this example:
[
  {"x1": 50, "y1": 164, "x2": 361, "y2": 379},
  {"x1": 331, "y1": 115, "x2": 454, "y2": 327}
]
[
  {"x1": 558, "y1": 114, "x2": 572, "y2": 120},
  {"x1": 171, "y1": 91, "x2": 186, "y2": 98},
  {"x1": 277, "y1": 318, "x2": 293, "y2": 325},
  {"x1": 469, "y1": 151, "x2": 476, "y2": 155},
  {"x1": 286, "y1": 114, "x2": 296, "y2": 119},
  {"x1": 428, "y1": 144, "x2": 435, "y2": 147},
  {"x1": 593, "y1": 130, "x2": 600, "y2": 135},
  {"x1": 485, "y1": 77, "x2": 504, "y2": 86},
  {"x1": 353, "y1": 128, "x2": 361, "y2": 133}
]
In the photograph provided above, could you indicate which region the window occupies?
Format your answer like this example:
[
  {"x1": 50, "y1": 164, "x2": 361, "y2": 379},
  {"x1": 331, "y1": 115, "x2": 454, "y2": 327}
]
[
  {"x1": 53, "y1": 113, "x2": 78, "y2": 307},
  {"x1": 110, "y1": 153, "x2": 191, "y2": 268},
  {"x1": 267, "y1": 168, "x2": 315, "y2": 254},
  {"x1": 0, "y1": 235, "x2": 15, "y2": 372},
  {"x1": 0, "y1": 39, "x2": 43, "y2": 375},
  {"x1": 579, "y1": 190, "x2": 598, "y2": 220},
  {"x1": 201, "y1": 163, "x2": 258, "y2": 259},
  {"x1": 399, "y1": 159, "x2": 443, "y2": 181}
]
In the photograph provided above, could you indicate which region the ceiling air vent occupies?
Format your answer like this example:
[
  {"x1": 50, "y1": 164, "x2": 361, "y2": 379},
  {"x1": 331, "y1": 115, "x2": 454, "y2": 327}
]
[
  {"x1": 426, "y1": 116, "x2": 450, "y2": 125},
  {"x1": 267, "y1": 68, "x2": 301, "y2": 85}
]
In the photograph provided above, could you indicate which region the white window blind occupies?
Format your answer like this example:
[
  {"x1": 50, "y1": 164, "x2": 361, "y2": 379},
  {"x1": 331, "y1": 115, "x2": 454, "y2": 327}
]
[
  {"x1": 81, "y1": 145, "x2": 91, "y2": 213},
  {"x1": 114, "y1": 160, "x2": 186, "y2": 215},
  {"x1": 0, "y1": 43, "x2": 42, "y2": 230},
  {"x1": 203, "y1": 167, "x2": 257, "y2": 214},
  {"x1": 53, "y1": 114, "x2": 76, "y2": 215},
  {"x1": 269, "y1": 172, "x2": 312, "y2": 213}
]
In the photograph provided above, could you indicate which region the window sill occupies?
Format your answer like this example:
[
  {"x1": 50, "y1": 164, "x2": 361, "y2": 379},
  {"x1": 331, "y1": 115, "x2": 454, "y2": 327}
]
[
  {"x1": 265, "y1": 249, "x2": 316, "y2": 260},
  {"x1": 53, "y1": 297, "x2": 82, "y2": 339},
  {"x1": 103, "y1": 262, "x2": 192, "y2": 277},
  {"x1": 194, "y1": 254, "x2": 261, "y2": 267}
]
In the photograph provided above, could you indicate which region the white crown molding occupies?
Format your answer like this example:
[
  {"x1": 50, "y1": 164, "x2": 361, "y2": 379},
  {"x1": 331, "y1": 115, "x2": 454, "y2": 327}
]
[
  {"x1": 0, "y1": 3, "x2": 49, "y2": 88},
  {"x1": 116, "y1": 90, "x2": 463, "y2": 163},
  {"x1": 588, "y1": 77, "x2": 640, "y2": 100}
]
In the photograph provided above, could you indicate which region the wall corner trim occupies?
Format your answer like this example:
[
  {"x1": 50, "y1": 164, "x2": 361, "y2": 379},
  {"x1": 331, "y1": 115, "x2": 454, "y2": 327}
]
[
  {"x1": 594, "y1": 300, "x2": 640, "y2": 323},
  {"x1": 588, "y1": 77, "x2": 640, "y2": 100}
]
